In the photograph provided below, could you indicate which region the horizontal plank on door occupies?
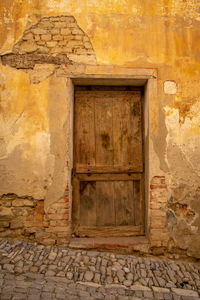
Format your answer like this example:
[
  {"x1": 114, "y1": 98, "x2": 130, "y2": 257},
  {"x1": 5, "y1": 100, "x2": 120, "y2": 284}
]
[
  {"x1": 76, "y1": 225, "x2": 144, "y2": 237},
  {"x1": 75, "y1": 166, "x2": 143, "y2": 173},
  {"x1": 76, "y1": 173, "x2": 143, "y2": 181}
]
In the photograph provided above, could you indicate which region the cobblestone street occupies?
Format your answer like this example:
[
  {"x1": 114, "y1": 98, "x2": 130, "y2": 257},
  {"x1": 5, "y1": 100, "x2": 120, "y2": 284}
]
[{"x1": 0, "y1": 238, "x2": 200, "y2": 300}]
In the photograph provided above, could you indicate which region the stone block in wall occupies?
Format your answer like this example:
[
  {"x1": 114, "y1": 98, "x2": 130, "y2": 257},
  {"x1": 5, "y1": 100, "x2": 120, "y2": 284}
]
[
  {"x1": 18, "y1": 42, "x2": 38, "y2": 54},
  {"x1": 0, "y1": 207, "x2": 13, "y2": 218},
  {"x1": 60, "y1": 28, "x2": 71, "y2": 35},
  {"x1": 10, "y1": 219, "x2": 24, "y2": 229},
  {"x1": 41, "y1": 34, "x2": 52, "y2": 41},
  {"x1": 0, "y1": 221, "x2": 9, "y2": 228}
]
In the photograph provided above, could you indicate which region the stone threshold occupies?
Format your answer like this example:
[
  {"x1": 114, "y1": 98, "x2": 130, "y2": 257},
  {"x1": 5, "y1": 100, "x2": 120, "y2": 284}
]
[{"x1": 69, "y1": 236, "x2": 149, "y2": 250}]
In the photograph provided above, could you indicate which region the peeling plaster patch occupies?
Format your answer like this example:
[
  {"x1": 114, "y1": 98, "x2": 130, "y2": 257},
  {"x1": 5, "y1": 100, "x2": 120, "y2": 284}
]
[
  {"x1": 167, "y1": 186, "x2": 200, "y2": 257},
  {"x1": 1, "y1": 15, "x2": 96, "y2": 72},
  {"x1": 164, "y1": 80, "x2": 177, "y2": 94},
  {"x1": 173, "y1": 97, "x2": 200, "y2": 124},
  {"x1": 29, "y1": 64, "x2": 57, "y2": 84},
  {"x1": 164, "y1": 103, "x2": 200, "y2": 189},
  {"x1": 164, "y1": 106, "x2": 180, "y2": 142}
]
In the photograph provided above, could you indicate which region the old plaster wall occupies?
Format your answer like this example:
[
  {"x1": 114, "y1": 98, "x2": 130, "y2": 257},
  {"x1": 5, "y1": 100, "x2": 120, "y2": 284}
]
[{"x1": 0, "y1": 0, "x2": 200, "y2": 258}]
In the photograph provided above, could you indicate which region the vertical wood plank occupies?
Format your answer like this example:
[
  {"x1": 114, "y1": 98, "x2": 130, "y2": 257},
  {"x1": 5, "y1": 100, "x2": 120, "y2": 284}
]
[
  {"x1": 72, "y1": 176, "x2": 80, "y2": 233},
  {"x1": 128, "y1": 95, "x2": 143, "y2": 171},
  {"x1": 80, "y1": 181, "x2": 96, "y2": 227},
  {"x1": 75, "y1": 91, "x2": 95, "y2": 169},
  {"x1": 133, "y1": 180, "x2": 141, "y2": 226},
  {"x1": 96, "y1": 181, "x2": 115, "y2": 226},
  {"x1": 95, "y1": 93, "x2": 113, "y2": 167},
  {"x1": 113, "y1": 91, "x2": 143, "y2": 171},
  {"x1": 113, "y1": 96, "x2": 129, "y2": 168},
  {"x1": 114, "y1": 181, "x2": 134, "y2": 226}
]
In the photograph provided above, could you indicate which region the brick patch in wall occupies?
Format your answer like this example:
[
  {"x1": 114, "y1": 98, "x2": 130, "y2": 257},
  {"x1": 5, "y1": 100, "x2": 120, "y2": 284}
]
[
  {"x1": 1, "y1": 15, "x2": 96, "y2": 69},
  {"x1": 149, "y1": 176, "x2": 169, "y2": 253},
  {"x1": 0, "y1": 191, "x2": 71, "y2": 246},
  {"x1": 0, "y1": 194, "x2": 44, "y2": 240}
]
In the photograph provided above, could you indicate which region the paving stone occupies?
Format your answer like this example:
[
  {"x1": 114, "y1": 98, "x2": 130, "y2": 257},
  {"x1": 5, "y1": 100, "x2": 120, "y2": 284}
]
[
  {"x1": 45, "y1": 270, "x2": 56, "y2": 276},
  {"x1": 171, "y1": 288, "x2": 199, "y2": 297},
  {"x1": 0, "y1": 238, "x2": 199, "y2": 300},
  {"x1": 164, "y1": 294, "x2": 173, "y2": 300},
  {"x1": 154, "y1": 292, "x2": 164, "y2": 299},
  {"x1": 118, "y1": 296, "x2": 129, "y2": 300},
  {"x1": 144, "y1": 290, "x2": 154, "y2": 298},
  {"x1": 123, "y1": 280, "x2": 132, "y2": 287},
  {"x1": 84, "y1": 271, "x2": 94, "y2": 281},
  {"x1": 131, "y1": 285, "x2": 151, "y2": 291},
  {"x1": 172, "y1": 295, "x2": 181, "y2": 300}
]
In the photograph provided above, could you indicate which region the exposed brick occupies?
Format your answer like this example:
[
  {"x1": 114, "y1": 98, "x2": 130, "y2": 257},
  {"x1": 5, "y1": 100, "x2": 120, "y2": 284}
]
[
  {"x1": 48, "y1": 213, "x2": 67, "y2": 220},
  {"x1": 63, "y1": 35, "x2": 72, "y2": 41},
  {"x1": 10, "y1": 220, "x2": 24, "y2": 229},
  {"x1": 150, "y1": 184, "x2": 167, "y2": 189},
  {"x1": 39, "y1": 20, "x2": 54, "y2": 29},
  {"x1": 83, "y1": 36, "x2": 90, "y2": 42},
  {"x1": 56, "y1": 220, "x2": 70, "y2": 226},
  {"x1": 60, "y1": 16, "x2": 74, "y2": 22},
  {"x1": 150, "y1": 229, "x2": 169, "y2": 241},
  {"x1": 74, "y1": 35, "x2": 82, "y2": 40},
  {"x1": 53, "y1": 35, "x2": 63, "y2": 41},
  {"x1": 50, "y1": 47, "x2": 63, "y2": 54},
  {"x1": 34, "y1": 35, "x2": 40, "y2": 41},
  {"x1": 46, "y1": 41, "x2": 58, "y2": 48},
  {"x1": 51, "y1": 28, "x2": 60, "y2": 35},
  {"x1": 67, "y1": 53, "x2": 96, "y2": 64},
  {"x1": 41, "y1": 34, "x2": 51, "y2": 41},
  {"x1": 58, "y1": 40, "x2": 67, "y2": 46},
  {"x1": 37, "y1": 40, "x2": 46, "y2": 46},
  {"x1": 150, "y1": 202, "x2": 165, "y2": 210},
  {"x1": 60, "y1": 28, "x2": 71, "y2": 35},
  {"x1": 12, "y1": 199, "x2": 25, "y2": 207},
  {"x1": 72, "y1": 28, "x2": 83, "y2": 35},
  {"x1": 67, "y1": 22, "x2": 77, "y2": 28},
  {"x1": 31, "y1": 28, "x2": 47, "y2": 35},
  {"x1": 48, "y1": 208, "x2": 56, "y2": 214},
  {"x1": 67, "y1": 40, "x2": 83, "y2": 47},
  {"x1": 37, "y1": 46, "x2": 49, "y2": 54},
  {"x1": 46, "y1": 226, "x2": 69, "y2": 232},
  {"x1": 151, "y1": 216, "x2": 166, "y2": 229},
  {"x1": 151, "y1": 240, "x2": 162, "y2": 247},
  {"x1": 50, "y1": 221, "x2": 57, "y2": 226},
  {"x1": 0, "y1": 221, "x2": 10, "y2": 228},
  {"x1": 54, "y1": 22, "x2": 65, "y2": 28},
  {"x1": 23, "y1": 33, "x2": 34, "y2": 40},
  {"x1": 84, "y1": 42, "x2": 92, "y2": 49},
  {"x1": 1, "y1": 15, "x2": 96, "y2": 69},
  {"x1": 24, "y1": 221, "x2": 47, "y2": 228},
  {"x1": 151, "y1": 209, "x2": 166, "y2": 217}
]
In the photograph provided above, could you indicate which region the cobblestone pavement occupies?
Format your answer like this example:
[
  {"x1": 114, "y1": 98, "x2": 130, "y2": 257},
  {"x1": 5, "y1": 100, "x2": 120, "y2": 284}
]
[{"x1": 0, "y1": 239, "x2": 199, "y2": 299}]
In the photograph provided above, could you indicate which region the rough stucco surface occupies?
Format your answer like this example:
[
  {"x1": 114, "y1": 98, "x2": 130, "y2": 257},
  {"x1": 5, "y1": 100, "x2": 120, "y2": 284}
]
[{"x1": 0, "y1": 0, "x2": 200, "y2": 257}]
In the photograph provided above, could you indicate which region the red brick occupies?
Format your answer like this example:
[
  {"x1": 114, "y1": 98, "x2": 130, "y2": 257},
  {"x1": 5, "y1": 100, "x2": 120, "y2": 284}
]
[
  {"x1": 150, "y1": 184, "x2": 167, "y2": 189},
  {"x1": 48, "y1": 208, "x2": 56, "y2": 214},
  {"x1": 56, "y1": 220, "x2": 69, "y2": 226},
  {"x1": 151, "y1": 209, "x2": 166, "y2": 217},
  {"x1": 150, "y1": 229, "x2": 169, "y2": 241},
  {"x1": 151, "y1": 216, "x2": 166, "y2": 229}
]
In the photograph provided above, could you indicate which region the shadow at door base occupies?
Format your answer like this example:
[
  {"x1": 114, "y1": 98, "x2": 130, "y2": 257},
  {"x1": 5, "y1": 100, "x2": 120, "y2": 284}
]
[{"x1": 69, "y1": 236, "x2": 149, "y2": 254}]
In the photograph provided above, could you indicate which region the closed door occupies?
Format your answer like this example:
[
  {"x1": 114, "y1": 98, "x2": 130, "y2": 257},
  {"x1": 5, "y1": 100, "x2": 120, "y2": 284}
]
[{"x1": 72, "y1": 86, "x2": 144, "y2": 237}]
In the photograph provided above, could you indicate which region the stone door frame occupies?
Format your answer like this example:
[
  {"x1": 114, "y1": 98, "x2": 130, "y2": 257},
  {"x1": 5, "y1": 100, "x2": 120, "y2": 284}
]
[{"x1": 60, "y1": 65, "x2": 157, "y2": 246}]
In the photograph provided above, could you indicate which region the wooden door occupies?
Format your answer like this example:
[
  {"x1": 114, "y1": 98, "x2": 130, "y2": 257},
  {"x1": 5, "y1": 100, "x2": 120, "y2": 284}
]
[{"x1": 72, "y1": 86, "x2": 144, "y2": 237}]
